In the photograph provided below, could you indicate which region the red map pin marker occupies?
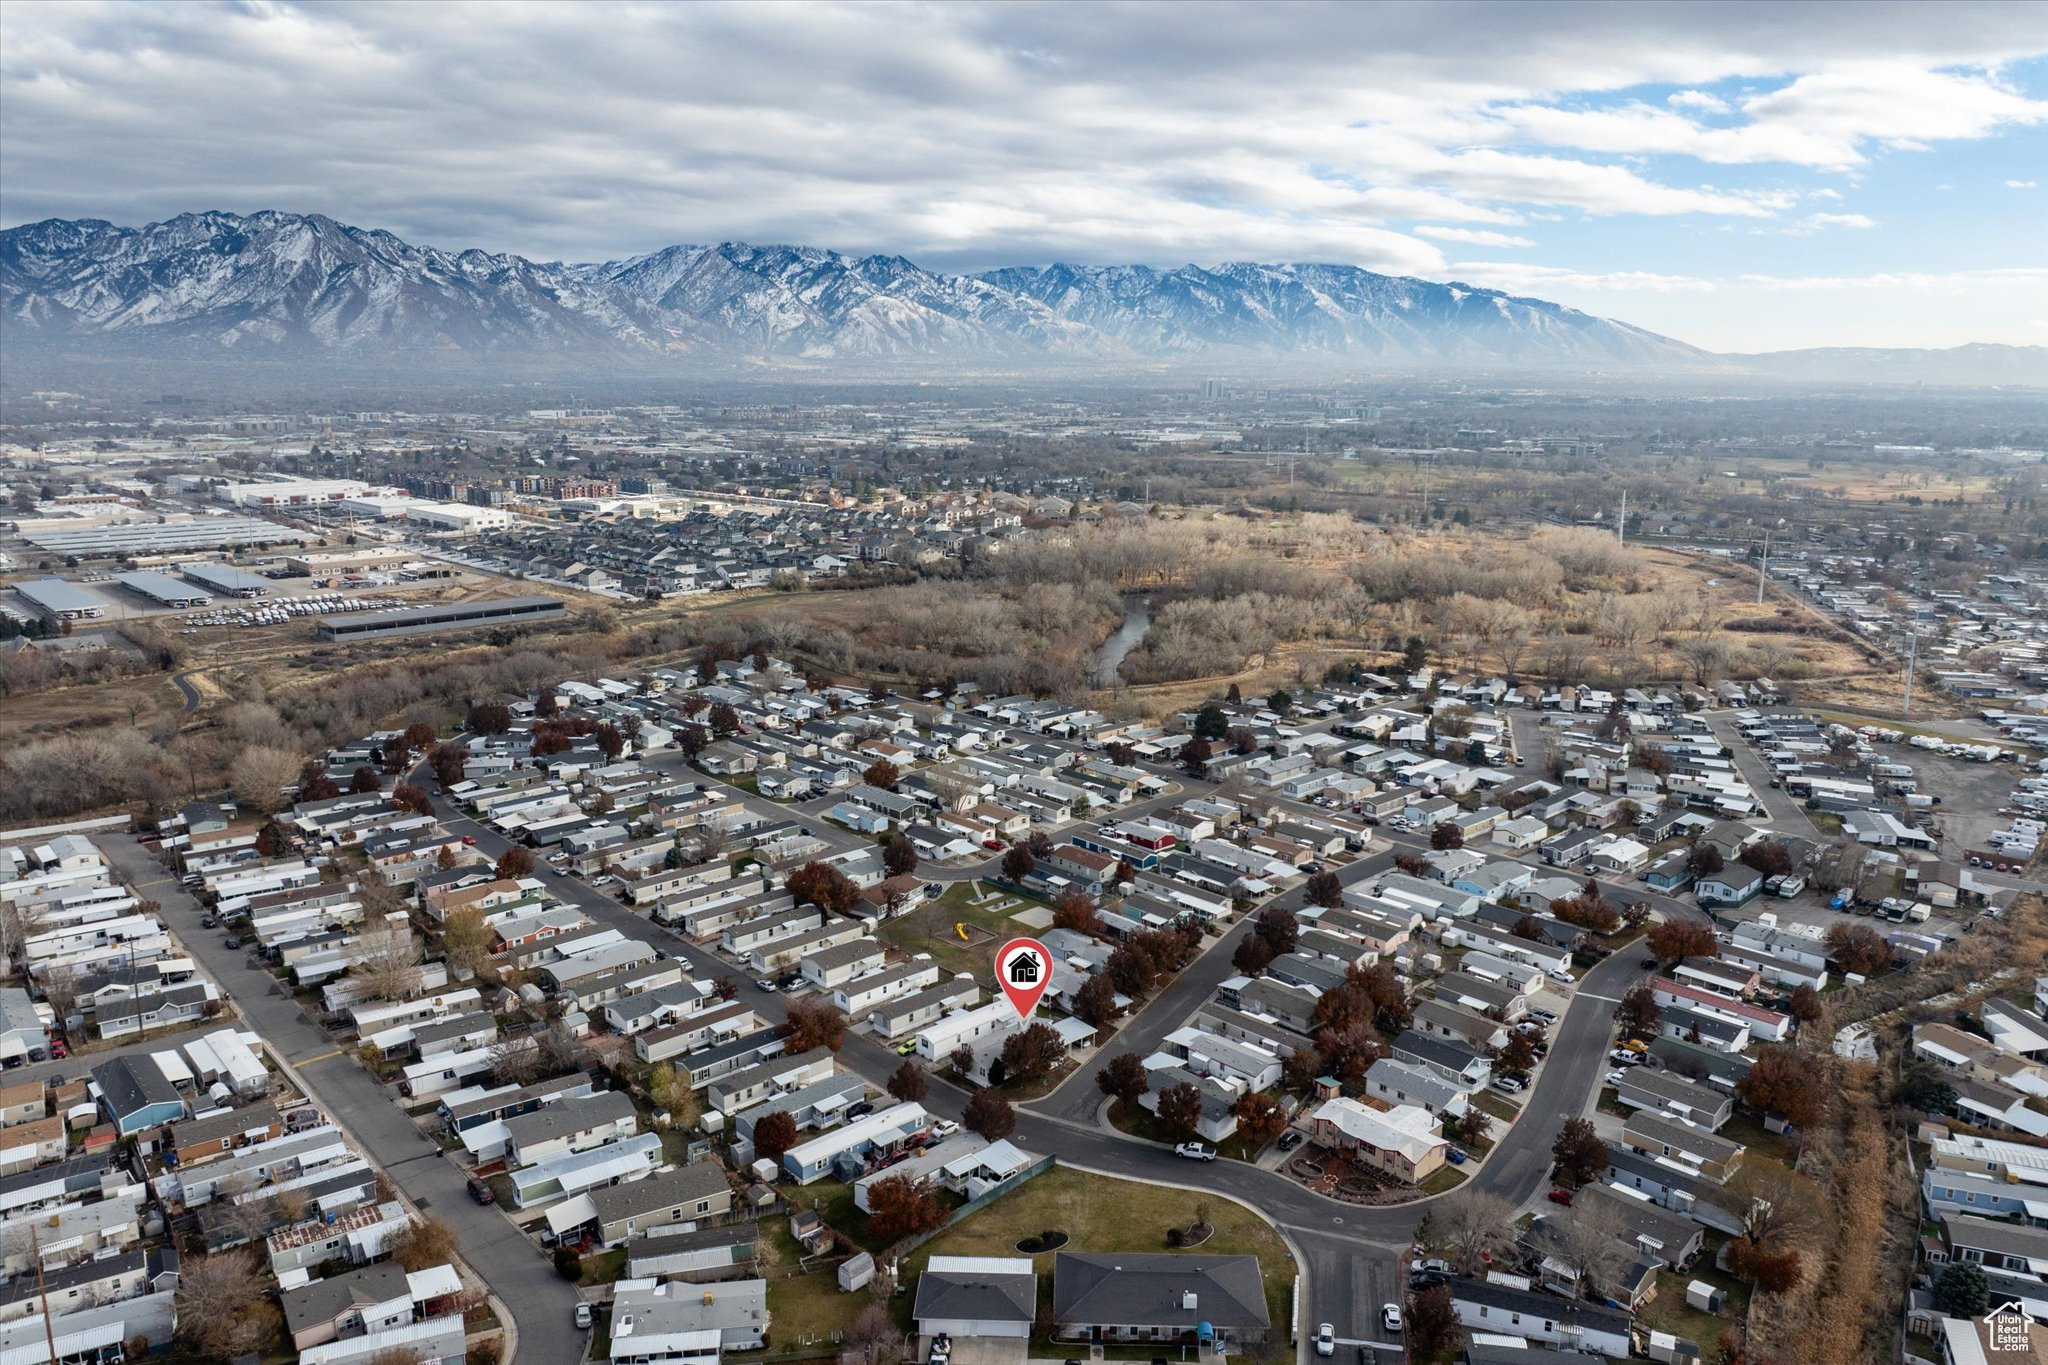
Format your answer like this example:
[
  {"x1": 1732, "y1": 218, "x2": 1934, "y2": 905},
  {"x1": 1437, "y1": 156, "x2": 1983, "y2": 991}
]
[{"x1": 995, "y1": 937, "x2": 1052, "y2": 1020}]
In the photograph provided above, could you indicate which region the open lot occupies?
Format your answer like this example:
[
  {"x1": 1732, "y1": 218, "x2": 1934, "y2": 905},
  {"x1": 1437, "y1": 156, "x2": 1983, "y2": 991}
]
[{"x1": 898, "y1": 1165, "x2": 1294, "y2": 1339}]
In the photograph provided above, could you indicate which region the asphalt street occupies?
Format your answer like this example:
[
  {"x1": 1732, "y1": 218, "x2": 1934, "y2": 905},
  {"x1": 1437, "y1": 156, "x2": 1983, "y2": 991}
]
[
  {"x1": 399, "y1": 733, "x2": 1694, "y2": 1359},
  {"x1": 99, "y1": 833, "x2": 583, "y2": 1365}
]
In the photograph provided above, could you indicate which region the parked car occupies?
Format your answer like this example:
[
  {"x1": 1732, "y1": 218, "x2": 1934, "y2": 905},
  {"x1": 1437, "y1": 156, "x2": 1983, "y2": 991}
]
[
  {"x1": 929, "y1": 1119, "x2": 960, "y2": 1139},
  {"x1": 1446, "y1": 1147, "x2": 1469, "y2": 1165},
  {"x1": 1277, "y1": 1130, "x2": 1305, "y2": 1152},
  {"x1": 1174, "y1": 1142, "x2": 1217, "y2": 1162},
  {"x1": 1409, "y1": 1257, "x2": 1451, "y2": 1281},
  {"x1": 1609, "y1": 1049, "x2": 1642, "y2": 1066},
  {"x1": 1606, "y1": 1070, "x2": 1628, "y2": 1085},
  {"x1": 1492, "y1": 1075, "x2": 1526, "y2": 1094},
  {"x1": 1640, "y1": 956, "x2": 1658, "y2": 969},
  {"x1": 847, "y1": 1101, "x2": 876, "y2": 1120},
  {"x1": 1547, "y1": 1187, "x2": 1574, "y2": 1206},
  {"x1": 574, "y1": 1302, "x2": 593, "y2": 1330},
  {"x1": 201, "y1": 916, "x2": 217, "y2": 928},
  {"x1": 1314, "y1": 1324, "x2": 1335, "y2": 1358},
  {"x1": 1381, "y1": 1303, "x2": 1402, "y2": 1333},
  {"x1": 467, "y1": 1177, "x2": 495, "y2": 1204},
  {"x1": 754, "y1": 978, "x2": 777, "y2": 992},
  {"x1": 895, "y1": 1040, "x2": 919, "y2": 1056},
  {"x1": 461, "y1": 835, "x2": 477, "y2": 846},
  {"x1": 223, "y1": 937, "x2": 241, "y2": 950}
]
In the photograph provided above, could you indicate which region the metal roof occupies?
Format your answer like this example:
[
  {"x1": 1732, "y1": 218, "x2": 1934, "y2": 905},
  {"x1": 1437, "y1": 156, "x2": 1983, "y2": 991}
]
[
  {"x1": 113, "y1": 571, "x2": 209, "y2": 603},
  {"x1": 314, "y1": 595, "x2": 563, "y2": 629},
  {"x1": 12, "y1": 578, "x2": 105, "y2": 613},
  {"x1": 21, "y1": 517, "x2": 311, "y2": 554},
  {"x1": 177, "y1": 561, "x2": 269, "y2": 591}
]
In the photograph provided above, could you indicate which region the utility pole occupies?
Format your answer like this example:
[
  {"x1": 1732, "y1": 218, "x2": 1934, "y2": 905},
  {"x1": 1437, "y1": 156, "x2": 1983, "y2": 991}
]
[
  {"x1": 1617, "y1": 488, "x2": 1627, "y2": 547},
  {"x1": 1757, "y1": 530, "x2": 1770, "y2": 606},
  {"x1": 1902, "y1": 630, "x2": 1918, "y2": 718},
  {"x1": 31, "y1": 1224, "x2": 55, "y2": 1365}
]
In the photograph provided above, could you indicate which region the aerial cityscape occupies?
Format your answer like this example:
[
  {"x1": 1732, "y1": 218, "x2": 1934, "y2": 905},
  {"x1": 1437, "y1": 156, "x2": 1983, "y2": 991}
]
[{"x1": 1, "y1": 5, "x2": 2045, "y2": 1365}]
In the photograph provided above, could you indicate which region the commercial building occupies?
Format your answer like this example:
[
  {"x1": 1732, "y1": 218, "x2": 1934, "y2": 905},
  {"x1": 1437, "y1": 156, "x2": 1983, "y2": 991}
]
[
  {"x1": 13, "y1": 578, "x2": 106, "y2": 622},
  {"x1": 313, "y1": 595, "x2": 565, "y2": 642},
  {"x1": 178, "y1": 561, "x2": 270, "y2": 596},
  {"x1": 20, "y1": 518, "x2": 312, "y2": 557},
  {"x1": 111, "y1": 571, "x2": 211, "y2": 608}
]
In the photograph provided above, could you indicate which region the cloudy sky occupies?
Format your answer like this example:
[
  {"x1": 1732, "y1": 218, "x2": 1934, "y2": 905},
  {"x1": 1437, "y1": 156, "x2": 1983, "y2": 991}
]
[{"x1": 3, "y1": 0, "x2": 2045, "y2": 350}]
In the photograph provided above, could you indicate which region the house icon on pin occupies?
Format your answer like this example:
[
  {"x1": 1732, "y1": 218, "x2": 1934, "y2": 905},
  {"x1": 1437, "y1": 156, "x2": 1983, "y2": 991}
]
[{"x1": 1008, "y1": 953, "x2": 1041, "y2": 984}]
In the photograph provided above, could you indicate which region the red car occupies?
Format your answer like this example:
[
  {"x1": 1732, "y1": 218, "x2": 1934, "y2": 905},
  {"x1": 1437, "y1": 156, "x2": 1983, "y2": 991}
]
[
  {"x1": 461, "y1": 835, "x2": 478, "y2": 846},
  {"x1": 982, "y1": 839, "x2": 1005, "y2": 851},
  {"x1": 1547, "y1": 1188, "x2": 1574, "y2": 1206},
  {"x1": 47, "y1": 1038, "x2": 68, "y2": 1060}
]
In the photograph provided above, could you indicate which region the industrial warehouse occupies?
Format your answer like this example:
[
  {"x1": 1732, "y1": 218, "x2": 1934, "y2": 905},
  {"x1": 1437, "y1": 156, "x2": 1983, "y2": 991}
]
[
  {"x1": 12, "y1": 577, "x2": 107, "y2": 622},
  {"x1": 19, "y1": 517, "x2": 313, "y2": 557},
  {"x1": 110, "y1": 571, "x2": 211, "y2": 608},
  {"x1": 312, "y1": 594, "x2": 566, "y2": 641},
  {"x1": 176, "y1": 562, "x2": 270, "y2": 597}
]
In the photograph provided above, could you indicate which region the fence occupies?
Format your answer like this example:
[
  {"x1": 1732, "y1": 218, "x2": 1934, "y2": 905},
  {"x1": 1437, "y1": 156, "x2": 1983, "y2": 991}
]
[{"x1": 895, "y1": 1152, "x2": 1057, "y2": 1258}]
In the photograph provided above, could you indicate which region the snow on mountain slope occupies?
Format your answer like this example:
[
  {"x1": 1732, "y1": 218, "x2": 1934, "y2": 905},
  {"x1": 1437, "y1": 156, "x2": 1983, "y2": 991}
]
[{"x1": 4, "y1": 210, "x2": 1715, "y2": 369}]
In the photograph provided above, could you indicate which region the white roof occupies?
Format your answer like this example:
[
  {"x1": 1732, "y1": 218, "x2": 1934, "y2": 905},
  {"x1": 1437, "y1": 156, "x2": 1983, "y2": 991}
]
[
  {"x1": 544, "y1": 1193, "x2": 598, "y2": 1236},
  {"x1": 1311, "y1": 1096, "x2": 1446, "y2": 1163}
]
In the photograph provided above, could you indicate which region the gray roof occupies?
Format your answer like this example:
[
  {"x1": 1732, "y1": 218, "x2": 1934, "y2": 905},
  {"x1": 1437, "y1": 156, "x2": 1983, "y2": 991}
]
[
  {"x1": 279, "y1": 1261, "x2": 413, "y2": 1337},
  {"x1": 316, "y1": 595, "x2": 564, "y2": 631},
  {"x1": 587, "y1": 1161, "x2": 732, "y2": 1226},
  {"x1": 13, "y1": 578, "x2": 104, "y2": 614},
  {"x1": 1447, "y1": 1275, "x2": 1632, "y2": 1336},
  {"x1": 502, "y1": 1089, "x2": 635, "y2": 1150},
  {"x1": 178, "y1": 562, "x2": 270, "y2": 592},
  {"x1": 1053, "y1": 1251, "x2": 1269, "y2": 1330},
  {"x1": 913, "y1": 1259, "x2": 1035, "y2": 1325},
  {"x1": 91, "y1": 1054, "x2": 181, "y2": 1123},
  {"x1": 21, "y1": 518, "x2": 311, "y2": 554}
]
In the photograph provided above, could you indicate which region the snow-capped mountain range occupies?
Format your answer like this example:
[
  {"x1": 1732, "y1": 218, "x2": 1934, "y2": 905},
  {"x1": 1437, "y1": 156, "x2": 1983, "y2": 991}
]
[{"x1": 0, "y1": 208, "x2": 1736, "y2": 370}]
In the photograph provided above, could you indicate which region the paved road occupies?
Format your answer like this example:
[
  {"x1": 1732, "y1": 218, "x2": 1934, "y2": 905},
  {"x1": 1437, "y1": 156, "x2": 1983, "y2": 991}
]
[
  {"x1": 172, "y1": 672, "x2": 201, "y2": 714},
  {"x1": 99, "y1": 834, "x2": 582, "y2": 1365},
  {"x1": 420, "y1": 735, "x2": 1702, "y2": 1355},
  {"x1": 1698, "y1": 713, "x2": 1824, "y2": 839}
]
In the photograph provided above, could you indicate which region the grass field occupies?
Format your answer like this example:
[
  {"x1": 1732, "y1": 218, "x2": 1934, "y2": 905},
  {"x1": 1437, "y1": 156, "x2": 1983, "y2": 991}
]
[
  {"x1": 877, "y1": 880, "x2": 1024, "y2": 988},
  {"x1": 1633, "y1": 1229, "x2": 1750, "y2": 1350},
  {"x1": 899, "y1": 1165, "x2": 1294, "y2": 1339}
]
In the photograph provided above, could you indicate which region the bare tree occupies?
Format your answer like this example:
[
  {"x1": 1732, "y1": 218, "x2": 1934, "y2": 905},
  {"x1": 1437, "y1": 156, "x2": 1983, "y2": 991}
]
[
  {"x1": 174, "y1": 1250, "x2": 280, "y2": 1357},
  {"x1": 1541, "y1": 1196, "x2": 1630, "y2": 1299},
  {"x1": 350, "y1": 927, "x2": 423, "y2": 1003},
  {"x1": 230, "y1": 744, "x2": 304, "y2": 814},
  {"x1": 488, "y1": 1035, "x2": 543, "y2": 1086},
  {"x1": 1429, "y1": 1191, "x2": 1513, "y2": 1274}
]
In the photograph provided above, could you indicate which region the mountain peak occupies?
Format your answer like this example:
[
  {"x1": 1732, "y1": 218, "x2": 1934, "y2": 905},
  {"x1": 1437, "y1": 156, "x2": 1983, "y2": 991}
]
[{"x1": 1, "y1": 210, "x2": 1717, "y2": 370}]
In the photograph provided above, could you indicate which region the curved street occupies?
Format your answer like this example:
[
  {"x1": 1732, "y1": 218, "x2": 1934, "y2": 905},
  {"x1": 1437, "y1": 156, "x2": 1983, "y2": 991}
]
[{"x1": 412, "y1": 742, "x2": 1694, "y2": 1359}]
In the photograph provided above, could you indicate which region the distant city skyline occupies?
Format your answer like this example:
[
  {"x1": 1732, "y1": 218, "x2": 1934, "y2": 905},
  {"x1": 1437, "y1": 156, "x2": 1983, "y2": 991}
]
[{"x1": 3, "y1": 1, "x2": 2044, "y2": 351}]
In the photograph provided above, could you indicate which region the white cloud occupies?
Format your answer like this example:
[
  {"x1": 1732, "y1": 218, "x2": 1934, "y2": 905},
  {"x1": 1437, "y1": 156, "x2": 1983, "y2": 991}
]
[
  {"x1": 1448, "y1": 264, "x2": 2048, "y2": 348},
  {"x1": 1667, "y1": 90, "x2": 1730, "y2": 114},
  {"x1": 2008, "y1": 179, "x2": 2040, "y2": 187},
  {"x1": 1415, "y1": 226, "x2": 1539, "y2": 247}
]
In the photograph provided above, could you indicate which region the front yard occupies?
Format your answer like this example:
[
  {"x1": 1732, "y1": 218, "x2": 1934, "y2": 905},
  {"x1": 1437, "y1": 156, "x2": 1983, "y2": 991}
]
[{"x1": 898, "y1": 1165, "x2": 1294, "y2": 1340}]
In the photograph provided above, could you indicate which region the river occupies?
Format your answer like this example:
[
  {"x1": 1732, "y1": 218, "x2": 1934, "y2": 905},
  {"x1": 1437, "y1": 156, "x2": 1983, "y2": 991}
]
[{"x1": 1090, "y1": 593, "x2": 1152, "y2": 688}]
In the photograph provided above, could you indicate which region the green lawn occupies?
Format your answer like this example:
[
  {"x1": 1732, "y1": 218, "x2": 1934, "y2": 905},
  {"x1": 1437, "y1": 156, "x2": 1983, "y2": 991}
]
[
  {"x1": 876, "y1": 880, "x2": 1023, "y2": 987},
  {"x1": 1719, "y1": 1110, "x2": 1798, "y2": 1165},
  {"x1": 1106, "y1": 1098, "x2": 1265, "y2": 1162},
  {"x1": 1418, "y1": 1165, "x2": 1468, "y2": 1195},
  {"x1": 900, "y1": 1165, "x2": 1294, "y2": 1342},
  {"x1": 725, "y1": 1221, "x2": 870, "y2": 1362},
  {"x1": 1633, "y1": 1230, "x2": 1749, "y2": 1350},
  {"x1": 578, "y1": 1246, "x2": 628, "y2": 1286}
]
